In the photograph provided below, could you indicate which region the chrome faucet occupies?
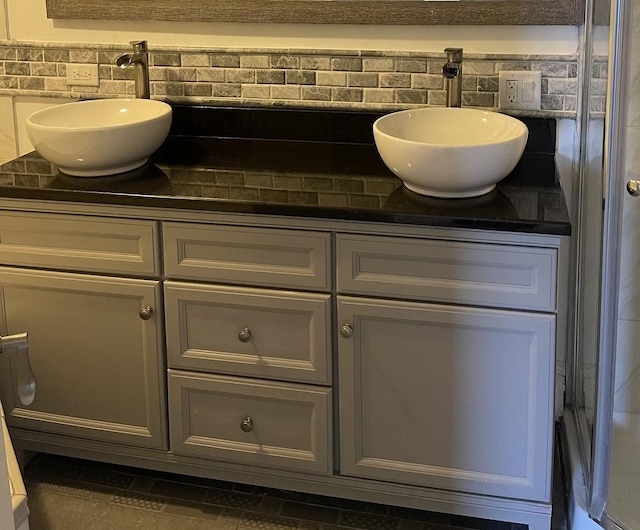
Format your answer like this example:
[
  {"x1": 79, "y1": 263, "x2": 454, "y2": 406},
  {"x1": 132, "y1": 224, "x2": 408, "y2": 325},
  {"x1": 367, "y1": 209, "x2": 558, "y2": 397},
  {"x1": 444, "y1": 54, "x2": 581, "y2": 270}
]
[
  {"x1": 116, "y1": 40, "x2": 150, "y2": 99},
  {"x1": 442, "y1": 47, "x2": 463, "y2": 108}
]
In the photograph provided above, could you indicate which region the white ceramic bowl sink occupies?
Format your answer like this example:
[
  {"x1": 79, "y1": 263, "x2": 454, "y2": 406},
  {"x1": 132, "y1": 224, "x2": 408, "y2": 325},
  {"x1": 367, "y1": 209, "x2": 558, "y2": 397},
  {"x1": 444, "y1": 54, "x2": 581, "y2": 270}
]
[
  {"x1": 373, "y1": 108, "x2": 528, "y2": 198},
  {"x1": 26, "y1": 98, "x2": 172, "y2": 177}
]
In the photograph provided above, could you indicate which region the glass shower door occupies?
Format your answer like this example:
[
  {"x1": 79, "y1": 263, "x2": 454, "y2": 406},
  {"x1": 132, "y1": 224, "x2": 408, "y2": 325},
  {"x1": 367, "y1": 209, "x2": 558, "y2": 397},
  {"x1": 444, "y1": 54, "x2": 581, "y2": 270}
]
[
  {"x1": 599, "y1": 0, "x2": 640, "y2": 526},
  {"x1": 587, "y1": 0, "x2": 638, "y2": 526}
]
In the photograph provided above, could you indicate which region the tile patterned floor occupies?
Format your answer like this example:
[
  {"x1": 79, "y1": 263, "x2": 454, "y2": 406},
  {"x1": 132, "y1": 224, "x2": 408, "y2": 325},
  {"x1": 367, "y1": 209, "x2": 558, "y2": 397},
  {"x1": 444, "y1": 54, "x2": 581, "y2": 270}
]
[{"x1": 22, "y1": 452, "x2": 567, "y2": 530}]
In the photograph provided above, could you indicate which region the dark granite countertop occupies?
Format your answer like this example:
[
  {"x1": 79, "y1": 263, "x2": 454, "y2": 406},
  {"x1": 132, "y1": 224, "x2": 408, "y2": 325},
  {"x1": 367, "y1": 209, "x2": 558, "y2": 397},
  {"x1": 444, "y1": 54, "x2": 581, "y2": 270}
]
[{"x1": 0, "y1": 105, "x2": 571, "y2": 236}]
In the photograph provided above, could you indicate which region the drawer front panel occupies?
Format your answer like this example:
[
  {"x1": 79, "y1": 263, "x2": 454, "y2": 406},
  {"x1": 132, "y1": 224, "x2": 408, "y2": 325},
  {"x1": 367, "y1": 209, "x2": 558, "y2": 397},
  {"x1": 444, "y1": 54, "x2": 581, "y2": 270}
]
[
  {"x1": 0, "y1": 212, "x2": 159, "y2": 276},
  {"x1": 165, "y1": 282, "x2": 331, "y2": 384},
  {"x1": 168, "y1": 370, "x2": 332, "y2": 474},
  {"x1": 337, "y1": 234, "x2": 557, "y2": 311},
  {"x1": 163, "y1": 222, "x2": 331, "y2": 291}
]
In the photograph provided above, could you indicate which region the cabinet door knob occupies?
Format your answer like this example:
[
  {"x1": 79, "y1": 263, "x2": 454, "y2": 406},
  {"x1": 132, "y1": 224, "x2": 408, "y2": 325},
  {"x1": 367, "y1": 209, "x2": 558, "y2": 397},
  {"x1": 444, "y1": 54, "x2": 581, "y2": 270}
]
[
  {"x1": 628, "y1": 180, "x2": 640, "y2": 196},
  {"x1": 139, "y1": 306, "x2": 153, "y2": 320},
  {"x1": 340, "y1": 324, "x2": 353, "y2": 339},
  {"x1": 238, "y1": 327, "x2": 252, "y2": 343},
  {"x1": 240, "y1": 417, "x2": 254, "y2": 432}
]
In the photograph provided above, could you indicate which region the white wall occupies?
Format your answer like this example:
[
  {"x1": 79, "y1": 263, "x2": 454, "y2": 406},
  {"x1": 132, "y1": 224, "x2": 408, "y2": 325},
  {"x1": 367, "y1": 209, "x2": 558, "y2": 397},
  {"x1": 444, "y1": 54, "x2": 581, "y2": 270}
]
[
  {"x1": 5, "y1": 0, "x2": 579, "y2": 54},
  {"x1": 0, "y1": 97, "x2": 16, "y2": 165}
]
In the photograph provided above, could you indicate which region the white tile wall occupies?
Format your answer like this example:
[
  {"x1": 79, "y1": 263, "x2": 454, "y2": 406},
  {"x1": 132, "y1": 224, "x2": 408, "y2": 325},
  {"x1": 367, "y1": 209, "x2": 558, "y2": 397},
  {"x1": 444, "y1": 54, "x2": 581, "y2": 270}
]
[{"x1": 0, "y1": 96, "x2": 16, "y2": 164}]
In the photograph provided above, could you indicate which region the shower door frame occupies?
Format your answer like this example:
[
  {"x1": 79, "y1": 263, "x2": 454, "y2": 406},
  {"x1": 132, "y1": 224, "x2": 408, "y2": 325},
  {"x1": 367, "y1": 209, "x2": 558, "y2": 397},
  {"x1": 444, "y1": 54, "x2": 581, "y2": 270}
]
[{"x1": 585, "y1": 0, "x2": 634, "y2": 524}]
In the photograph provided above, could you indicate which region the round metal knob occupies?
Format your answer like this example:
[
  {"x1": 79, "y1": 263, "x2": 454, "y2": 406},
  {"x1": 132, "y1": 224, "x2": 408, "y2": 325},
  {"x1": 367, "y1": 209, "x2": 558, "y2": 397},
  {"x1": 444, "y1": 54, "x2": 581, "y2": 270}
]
[
  {"x1": 628, "y1": 180, "x2": 640, "y2": 197},
  {"x1": 340, "y1": 324, "x2": 353, "y2": 339},
  {"x1": 238, "y1": 328, "x2": 252, "y2": 343},
  {"x1": 240, "y1": 417, "x2": 254, "y2": 433},
  {"x1": 139, "y1": 306, "x2": 153, "y2": 320}
]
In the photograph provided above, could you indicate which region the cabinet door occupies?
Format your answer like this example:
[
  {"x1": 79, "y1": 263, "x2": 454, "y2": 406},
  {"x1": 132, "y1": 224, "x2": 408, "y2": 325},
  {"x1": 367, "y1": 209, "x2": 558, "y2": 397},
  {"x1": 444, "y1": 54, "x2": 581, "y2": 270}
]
[
  {"x1": 337, "y1": 296, "x2": 555, "y2": 502},
  {"x1": 0, "y1": 267, "x2": 167, "y2": 450}
]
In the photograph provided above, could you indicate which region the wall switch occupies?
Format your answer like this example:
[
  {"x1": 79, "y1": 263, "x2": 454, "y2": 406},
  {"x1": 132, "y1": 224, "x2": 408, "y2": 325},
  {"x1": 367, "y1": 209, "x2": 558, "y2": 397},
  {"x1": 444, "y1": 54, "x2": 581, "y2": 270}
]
[
  {"x1": 499, "y1": 71, "x2": 541, "y2": 111},
  {"x1": 66, "y1": 64, "x2": 99, "y2": 87}
]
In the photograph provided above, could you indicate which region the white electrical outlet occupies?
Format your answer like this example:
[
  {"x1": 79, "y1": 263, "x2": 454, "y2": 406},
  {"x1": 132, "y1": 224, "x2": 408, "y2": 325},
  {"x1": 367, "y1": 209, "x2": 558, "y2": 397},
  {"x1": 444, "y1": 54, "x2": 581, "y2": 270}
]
[
  {"x1": 66, "y1": 64, "x2": 100, "y2": 87},
  {"x1": 499, "y1": 71, "x2": 541, "y2": 111}
]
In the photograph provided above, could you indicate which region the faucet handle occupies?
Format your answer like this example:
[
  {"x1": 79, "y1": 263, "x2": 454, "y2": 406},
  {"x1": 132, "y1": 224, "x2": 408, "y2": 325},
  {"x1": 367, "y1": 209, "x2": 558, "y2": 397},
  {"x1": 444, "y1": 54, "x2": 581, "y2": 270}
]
[
  {"x1": 444, "y1": 47, "x2": 463, "y2": 62},
  {"x1": 129, "y1": 40, "x2": 148, "y2": 53}
]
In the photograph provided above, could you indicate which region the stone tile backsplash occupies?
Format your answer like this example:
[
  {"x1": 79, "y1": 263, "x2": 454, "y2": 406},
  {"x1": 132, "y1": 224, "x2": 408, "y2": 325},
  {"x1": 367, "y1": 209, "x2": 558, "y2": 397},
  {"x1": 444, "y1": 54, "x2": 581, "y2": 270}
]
[{"x1": 0, "y1": 41, "x2": 596, "y2": 117}]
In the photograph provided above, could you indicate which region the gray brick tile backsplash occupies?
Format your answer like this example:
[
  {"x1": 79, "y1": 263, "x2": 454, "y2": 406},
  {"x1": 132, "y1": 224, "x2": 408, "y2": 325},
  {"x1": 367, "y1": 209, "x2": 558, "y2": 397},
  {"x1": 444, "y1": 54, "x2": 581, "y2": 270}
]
[
  {"x1": 0, "y1": 76, "x2": 18, "y2": 89},
  {"x1": 257, "y1": 70, "x2": 285, "y2": 84},
  {"x1": 300, "y1": 56, "x2": 331, "y2": 70},
  {"x1": 271, "y1": 55, "x2": 300, "y2": 69},
  {"x1": 396, "y1": 59, "x2": 427, "y2": 73},
  {"x1": 0, "y1": 43, "x2": 580, "y2": 117},
  {"x1": 242, "y1": 85, "x2": 271, "y2": 99},
  {"x1": 30, "y1": 63, "x2": 57, "y2": 77},
  {"x1": 271, "y1": 85, "x2": 301, "y2": 100},
  {"x1": 332, "y1": 87, "x2": 363, "y2": 102},
  {"x1": 286, "y1": 70, "x2": 316, "y2": 85},
  {"x1": 363, "y1": 89, "x2": 395, "y2": 104},
  {"x1": 331, "y1": 57, "x2": 362, "y2": 71},
  {"x1": 180, "y1": 54, "x2": 210, "y2": 67},
  {"x1": 17, "y1": 49, "x2": 44, "y2": 62},
  {"x1": 69, "y1": 50, "x2": 97, "y2": 63},
  {"x1": 241, "y1": 55, "x2": 270, "y2": 69},
  {"x1": 212, "y1": 84, "x2": 241, "y2": 98},
  {"x1": 0, "y1": 48, "x2": 16, "y2": 61},
  {"x1": 363, "y1": 58, "x2": 394, "y2": 72},
  {"x1": 348, "y1": 73, "x2": 379, "y2": 88},
  {"x1": 411, "y1": 74, "x2": 443, "y2": 90},
  {"x1": 396, "y1": 89, "x2": 426, "y2": 105},
  {"x1": 5, "y1": 62, "x2": 30, "y2": 75},
  {"x1": 380, "y1": 73, "x2": 411, "y2": 88},
  {"x1": 317, "y1": 71, "x2": 346, "y2": 87},
  {"x1": 19, "y1": 77, "x2": 45, "y2": 90},
  {"x1": 152, "y1": 53, "x2": 181, "y2": 67},
  {"x1": 197, "y1": 68, "x2": 225, "y2": 83},
  {"x1": 210, "y1": 54, "x2": 240, "y2": 68},
  {"x1": 301, "y1": 86, "x2": 331, "y2": 101},
  {"x1": 227, "y1": 69, "x2": 256, "y2": 84}
]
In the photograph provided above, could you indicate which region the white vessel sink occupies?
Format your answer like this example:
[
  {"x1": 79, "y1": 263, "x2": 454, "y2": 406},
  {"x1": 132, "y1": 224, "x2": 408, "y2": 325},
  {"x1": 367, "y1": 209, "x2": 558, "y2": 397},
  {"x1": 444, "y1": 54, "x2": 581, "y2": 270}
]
[
  {"x1": 373, "y1": 108, "x2": 528, "y2": 198},
  {"x1": 26, "y1": 98, "x2": 172, "y2": 177}
]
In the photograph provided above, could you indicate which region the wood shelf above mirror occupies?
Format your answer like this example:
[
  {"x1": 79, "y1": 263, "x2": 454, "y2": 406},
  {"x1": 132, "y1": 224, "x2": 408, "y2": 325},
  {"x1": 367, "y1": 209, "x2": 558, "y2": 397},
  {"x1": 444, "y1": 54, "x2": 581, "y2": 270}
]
[{"x1": 45, "y1": 0, "x2": 585, "y2": 25}]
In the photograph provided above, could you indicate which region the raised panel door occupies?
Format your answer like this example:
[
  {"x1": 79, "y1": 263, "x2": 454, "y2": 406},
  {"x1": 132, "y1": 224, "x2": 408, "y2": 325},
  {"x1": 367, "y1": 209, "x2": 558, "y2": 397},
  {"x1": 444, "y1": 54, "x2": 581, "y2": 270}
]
[
  {"x1": 337, "y1": 295, "x2": 555, "y2": 501},
  {"x1": 0, "y1": 267, "x2": 167, "y2": 450}
]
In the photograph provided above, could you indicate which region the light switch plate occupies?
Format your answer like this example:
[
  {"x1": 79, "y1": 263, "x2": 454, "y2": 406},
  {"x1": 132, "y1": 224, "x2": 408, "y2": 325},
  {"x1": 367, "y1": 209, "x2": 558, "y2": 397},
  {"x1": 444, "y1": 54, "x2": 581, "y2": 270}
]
[{"x1": 498, "y1": 71, "x2": 541, "y2": 111}]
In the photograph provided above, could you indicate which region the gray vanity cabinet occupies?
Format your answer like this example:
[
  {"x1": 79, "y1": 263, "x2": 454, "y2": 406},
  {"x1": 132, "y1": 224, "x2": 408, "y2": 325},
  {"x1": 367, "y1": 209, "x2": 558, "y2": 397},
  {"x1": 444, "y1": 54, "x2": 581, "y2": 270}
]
[
  {"x1": 336, "y1": 233, "x2": 558, "y2": 502},
  {"x1": 163, "y1": 221, "x2": 334, "y2": 474},
  {"x1": 0, "y1": 205, "x2": 563, "y2": 530},
  {"x1": 0, "y1": 212, "x2": 167, "y2": 450}
]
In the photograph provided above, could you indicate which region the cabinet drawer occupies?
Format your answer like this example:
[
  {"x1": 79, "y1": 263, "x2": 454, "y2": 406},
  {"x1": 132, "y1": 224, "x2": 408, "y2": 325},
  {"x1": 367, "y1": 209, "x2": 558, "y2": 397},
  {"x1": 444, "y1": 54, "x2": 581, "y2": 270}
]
[
  {"x1": 168, "y1": 370, "x2": 332, "y2": 474},
  {"x1": 337, "y1": 234, "x2": 557, "y2": 311},
  {"x1": 163, "y1": 222, "x2": 331, "y2": 291},
  {"x1": 165, "y1": 282, "x2": 331, "y2": 384},
  {"x1": 0, "y1": 212, "x2": 159, "y2": 276}
]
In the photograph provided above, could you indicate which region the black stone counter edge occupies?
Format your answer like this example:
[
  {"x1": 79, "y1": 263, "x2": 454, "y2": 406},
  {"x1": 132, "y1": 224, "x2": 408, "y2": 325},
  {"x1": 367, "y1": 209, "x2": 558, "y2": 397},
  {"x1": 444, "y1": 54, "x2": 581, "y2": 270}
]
[{"x1": 0, "y1": 186, "x2": 571, "y2": 236}]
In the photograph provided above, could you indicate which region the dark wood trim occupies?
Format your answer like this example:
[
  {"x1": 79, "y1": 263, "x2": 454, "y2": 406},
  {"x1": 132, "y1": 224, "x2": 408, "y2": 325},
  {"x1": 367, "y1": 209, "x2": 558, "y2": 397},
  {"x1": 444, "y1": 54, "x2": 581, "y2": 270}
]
[{"x1": 46, "y1": 0, "x2": 585, "y2": 26}]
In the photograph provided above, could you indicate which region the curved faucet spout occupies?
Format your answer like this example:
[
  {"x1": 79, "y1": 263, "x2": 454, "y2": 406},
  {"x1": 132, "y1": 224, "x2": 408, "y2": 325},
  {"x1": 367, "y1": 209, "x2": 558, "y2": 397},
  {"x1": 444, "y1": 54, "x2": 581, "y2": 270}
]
[
  {"x1": 116, "y1": 54, "x2": 133, "y2": 68},
  {"x1": 116, "y1": 40, "x2": 150, "y2": 99},
  {"x1": 442, "y1": 47, "x2": 463, "y2": 107}
]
